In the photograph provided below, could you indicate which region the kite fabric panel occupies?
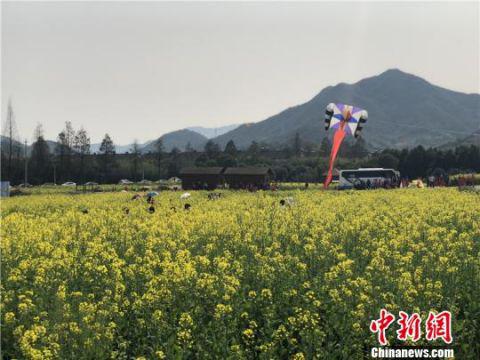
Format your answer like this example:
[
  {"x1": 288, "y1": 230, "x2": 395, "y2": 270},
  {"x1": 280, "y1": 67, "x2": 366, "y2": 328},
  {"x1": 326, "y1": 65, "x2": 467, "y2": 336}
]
[{"x1": 328, "y1": 103, "x2": 368, "y2": 137}]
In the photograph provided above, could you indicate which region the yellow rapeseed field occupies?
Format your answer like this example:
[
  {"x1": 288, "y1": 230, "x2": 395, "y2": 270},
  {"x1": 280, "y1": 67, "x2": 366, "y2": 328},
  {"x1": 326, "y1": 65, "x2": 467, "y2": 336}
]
[{"x1": 1, "y1": 188, "x2": 479, "y2": 359}]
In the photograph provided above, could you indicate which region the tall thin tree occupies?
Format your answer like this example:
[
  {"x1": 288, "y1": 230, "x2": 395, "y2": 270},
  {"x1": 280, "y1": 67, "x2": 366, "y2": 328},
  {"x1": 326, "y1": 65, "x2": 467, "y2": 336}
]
[
  {"x1": 130, "y1": 140, "x2": 141, "y2": 182},
  {"x1": 55, "y1": 121, "x2": 75, "y2": 181},
  {"x1": 154, "y1": 138, "x2": 164, "y2": 180},
  {"x1": 2, "y1": 99, "x2": 20, "y2": 180},
  {"x1": 30, "y1": 123, "x2": 50, "y2": 184},
  {"x1": 73, "y1": 127, "x2": 91, "y2": 183},
  {"x1": 99, "y1": 133, "x2": 116, "y2": 183}
]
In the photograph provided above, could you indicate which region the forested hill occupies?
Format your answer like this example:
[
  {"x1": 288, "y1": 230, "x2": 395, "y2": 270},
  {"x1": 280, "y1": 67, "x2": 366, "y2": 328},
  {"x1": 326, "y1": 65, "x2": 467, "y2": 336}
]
[{"x1": 211, "y1": 69, "x2": 480, "y2": 149}]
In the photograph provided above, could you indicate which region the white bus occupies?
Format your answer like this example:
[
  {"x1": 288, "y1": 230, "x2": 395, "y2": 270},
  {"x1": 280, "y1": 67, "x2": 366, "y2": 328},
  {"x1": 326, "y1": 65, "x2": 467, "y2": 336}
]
[{"x1": 338, "y1": 168, "x2": 400, "y2": 189}]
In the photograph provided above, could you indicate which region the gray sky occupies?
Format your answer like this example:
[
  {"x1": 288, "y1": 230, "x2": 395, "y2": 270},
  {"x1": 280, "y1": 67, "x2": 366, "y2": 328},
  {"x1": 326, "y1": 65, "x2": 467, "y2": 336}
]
[{"x1": 2, "y1": 1, "x2": 479, "y2": 144}]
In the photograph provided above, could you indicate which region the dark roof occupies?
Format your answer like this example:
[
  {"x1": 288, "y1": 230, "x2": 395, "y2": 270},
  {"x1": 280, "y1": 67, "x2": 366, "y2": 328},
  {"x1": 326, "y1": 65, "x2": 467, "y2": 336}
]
[
  {"x1": 180, "y1": 167, "x2": 224, "y2": 175},
  {"x1": 223, "y1": 167, "x2": 272, "y2": 175}
]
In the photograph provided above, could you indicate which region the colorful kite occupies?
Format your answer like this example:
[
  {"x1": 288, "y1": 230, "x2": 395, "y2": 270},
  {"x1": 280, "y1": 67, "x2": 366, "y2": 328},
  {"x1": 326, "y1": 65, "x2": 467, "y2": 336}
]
[{"x1": 323, "y1": 103, "x2": 368, "y2": 188}]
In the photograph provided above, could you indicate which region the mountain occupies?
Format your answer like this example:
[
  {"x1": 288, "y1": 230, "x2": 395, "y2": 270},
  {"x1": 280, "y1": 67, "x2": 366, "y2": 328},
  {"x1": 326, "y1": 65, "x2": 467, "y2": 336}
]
[
  {"x1": 5, "y1": 69, "x2": 479, "y2": 153},
  {"x1": 142, "y1": 129, "x2": 208, "y2": 153},
  {"x1": 3, "y1": 129, "x2": 207, "y2": 156},
  {"x1": 1, "y1": 136, "x2": 58, "y2": 155},
  {"x1": 211, "y1": 69, "x2": 480, "y2": 149},
  {"x1": 0, "y1": 135, "x2": 24, "y2": 154},
  {"x1": 443, "y1": 128, "x2": 480, "y2": 148},
  {"x1": 461, "y1": 129, "x2": 480, "y2": 146},
  {"x1": 187, "y1": 124, "x2": 240, "y2": 139},
  {"x1": 45, "y1": 140, "x2": 58, "y2": 153},
  {"x1": 90, "y1": 143, "x2": 135, "y2": 154},
  {"x1": 141, "y1": 125, "x2": 238, "y2": 152},
  {"x1": 87, "y1": 125, "x2": 240, "y2": 154}
]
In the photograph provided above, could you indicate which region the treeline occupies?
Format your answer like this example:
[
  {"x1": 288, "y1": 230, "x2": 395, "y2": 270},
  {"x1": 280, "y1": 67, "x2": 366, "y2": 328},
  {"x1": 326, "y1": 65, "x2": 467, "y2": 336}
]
[
  {"x1": 190, "y1": 137, "x2": 480, "y2": 182},
  {"x1": 2, "y1": 129, "x2": 479, "y2": 186},
  {"x1": 1, "y1": 109, "x2": 479, "y2": 185}
]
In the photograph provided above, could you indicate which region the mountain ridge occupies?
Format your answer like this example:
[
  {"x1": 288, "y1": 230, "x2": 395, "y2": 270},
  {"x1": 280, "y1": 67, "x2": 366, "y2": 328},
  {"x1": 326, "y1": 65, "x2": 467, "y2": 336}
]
[
  {"x1": 141, "y1": 129, "x2": 208, "y2": 153},
  {"x1": 4, "y1": 69, "x2": 478, "y2": 153},
  {"x1": 187, "y1": 124, "x2": 240, "y2": 139},
  {"x1": 210, "y1": 69, "x2": 479, "y2": 149}
]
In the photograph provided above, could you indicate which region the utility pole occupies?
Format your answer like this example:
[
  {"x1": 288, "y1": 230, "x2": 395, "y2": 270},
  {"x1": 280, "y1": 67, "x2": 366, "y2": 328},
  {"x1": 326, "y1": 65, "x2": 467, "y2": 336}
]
[
  {"x1": 53, "y1": 163, "x2": 57, "y2": 185},
  {"x1": 24, "y1": 139, "x2": 28, "y2": 186}
]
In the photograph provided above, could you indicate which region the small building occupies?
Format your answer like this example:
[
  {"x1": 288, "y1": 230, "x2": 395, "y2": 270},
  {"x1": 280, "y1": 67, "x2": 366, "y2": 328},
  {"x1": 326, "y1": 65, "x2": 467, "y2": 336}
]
[
  {"x1": 223, "y1": 167, "x2": 273, "y2": 189},
  {"x1": 179, "y1": 167, "x2": 225, "y2": 190}
]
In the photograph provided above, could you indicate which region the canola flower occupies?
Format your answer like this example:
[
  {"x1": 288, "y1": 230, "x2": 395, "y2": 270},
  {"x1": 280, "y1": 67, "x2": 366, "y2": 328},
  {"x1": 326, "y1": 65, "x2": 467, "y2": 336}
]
[{"x1": 1, "y1": 188, "x2": 479, "y2": 359}]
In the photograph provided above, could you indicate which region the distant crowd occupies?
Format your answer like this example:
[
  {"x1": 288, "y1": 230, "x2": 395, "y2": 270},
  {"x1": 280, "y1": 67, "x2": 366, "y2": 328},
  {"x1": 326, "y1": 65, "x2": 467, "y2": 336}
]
[
  {"x1": 353, "y1": 177, "x2": 399, "y2": 190},
  {"x1": 455, "y1": 174, "x2": 477, "y2": 187}
]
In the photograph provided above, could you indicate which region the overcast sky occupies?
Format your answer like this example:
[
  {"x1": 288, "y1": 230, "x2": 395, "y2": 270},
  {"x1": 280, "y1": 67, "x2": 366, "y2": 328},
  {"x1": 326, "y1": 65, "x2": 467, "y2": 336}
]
[{"x1": 2, "y1": 1, "x2": 479, "y2": 144}]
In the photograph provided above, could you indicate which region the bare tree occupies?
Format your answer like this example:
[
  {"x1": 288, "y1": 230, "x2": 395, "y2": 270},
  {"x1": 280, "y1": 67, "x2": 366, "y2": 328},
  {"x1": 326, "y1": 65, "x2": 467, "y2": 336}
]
[
  {"x1": 2, "y1": 99, "x2": 20, "y2": 180},
  {"x1": 65, "y1": 121, "x2": 75, "y2": 149},
  {"x1": 74, "y1": 127, "x2": 91, "y2": 183},
  {"x1": 55, "y1": 121, "x2": 76, "y2": 181},
  {"x1": 32, "y1": 122, "x2": 44, "y2": 142}
]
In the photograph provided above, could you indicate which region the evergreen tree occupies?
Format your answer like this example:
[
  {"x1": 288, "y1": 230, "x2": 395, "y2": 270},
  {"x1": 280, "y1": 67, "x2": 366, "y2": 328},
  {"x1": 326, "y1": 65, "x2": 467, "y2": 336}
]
[
  {"x1": 55, "y1": 132, "x2": 68, "y2": 182},
  {"x1": 404, "y1": 146, "x2": 427, "y2": 178},
  {"x1": 99, "y1": 134, "x2": 116, "y2": 183},
  {"x1": 154, "y1": 138, "x2": 164, "y2": 179},
  {"x1": 204, "y1": 140, "x2": 220, "y2": 158},
  {"x1": 247, "y1": 141, "x2": 260, "y2": 164},
  {"x1": 224, "y1": 140, "x2": 238, "y2": 157},
  {"x1": 319, "y1": 137, "x2": 332, "y2": 157},
  {"x1": 194, "y1": 153, "x2": 209, "y2": 167},
  {"x1": 30, "y1": 124, "x2": 50, "y2": 184},
  {"x1": 167, "y1": 147, "x2": 181, "y2": 177},
  {"x1": 378, "y1": 152, "x2": 399, "y2": 169},
  {"x1": 467, "y1": 145, "x2": 480, "y2": 172}
]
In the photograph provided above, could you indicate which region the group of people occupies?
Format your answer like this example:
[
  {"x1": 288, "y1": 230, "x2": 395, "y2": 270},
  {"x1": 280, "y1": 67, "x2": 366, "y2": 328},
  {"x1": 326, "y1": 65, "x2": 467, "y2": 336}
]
[
  {"x1": 352, "y1": 174, "x2": 460, "y2": 190},
  {"x1": 129, "y1": 192, "x2": 192, "y2": 214},
  {"x1": 353, "y1": 177, "x2": 399, "y2": 190},
  {"x1": 207, "y1": 192, "x2": 222, "y2": 200},
  {"x1": 78, "y1": 172, "x2": 477, "y2": 217},
  {"x1": 426, "y1": 175, "x2": 449, "y2": 187},
  {"x1": 456, "y1": 174, "x2": 476, "y2": 187}
]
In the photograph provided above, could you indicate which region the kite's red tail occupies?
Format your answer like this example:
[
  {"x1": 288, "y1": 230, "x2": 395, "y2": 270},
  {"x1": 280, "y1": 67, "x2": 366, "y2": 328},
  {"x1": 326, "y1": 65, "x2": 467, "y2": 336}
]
[{"x1": 324, "y1": 129, "x2": 346, "y2": 189}]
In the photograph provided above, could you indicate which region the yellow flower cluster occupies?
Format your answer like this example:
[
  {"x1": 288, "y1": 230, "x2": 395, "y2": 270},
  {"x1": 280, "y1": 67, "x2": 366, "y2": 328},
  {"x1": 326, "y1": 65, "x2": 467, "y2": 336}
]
[{"x1": 1, "y1": 188, "x2": 479, "y2": 358}]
